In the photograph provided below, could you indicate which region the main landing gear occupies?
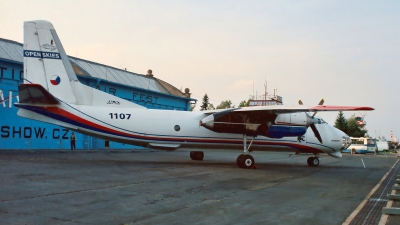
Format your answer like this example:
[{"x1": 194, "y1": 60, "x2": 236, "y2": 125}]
[
  {"x1": 237, "y1": 154, "x2": 255, "y2": 168},
  {"x1": 307, "y1": 155, "x2": 319, "y2": 167},
  {"x1": 190, "y1": 151, "x2": 204, "y2": 161},
  {"x1": 236, "y1": 134, "x2": 255, "y2": 169},
  {"x1": 189, "y1": 140, "x2": 320, "y2": 168}
]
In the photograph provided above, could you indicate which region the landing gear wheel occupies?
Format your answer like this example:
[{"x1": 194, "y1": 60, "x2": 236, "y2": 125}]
[
  {"x1": 190, "y1": 151, "x2": 204, "y2": 161},
  {"x1": 307, "y1": 157, "x2": 319, "y2": 167},
  {"x1": 243, "y1": 155, "x2": 255, "y2": 169},
  {"x1": 190, "y1": 151, "x2": 194, "y2": 160},
  {"x1": 236, "y1": 154, "x2": 244, "y2": 168},
  {"x1": 236, "y1": 154, "x2": 255, "y2": 169}
]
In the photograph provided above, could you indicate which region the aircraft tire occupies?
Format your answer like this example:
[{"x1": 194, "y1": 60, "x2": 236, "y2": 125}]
[
  {"x1": 307, "y1": 157, "x2": 319, "y2": 167},
  {"x1": 236, "y1": 154, "x2": 245, "y2": 168},
  {"x1": 243, "y1": 155, "x2": 255, "y2": 169},
  {"x1": 191, "y1": 151, "x2": 204, "y2": 161},
  {"x1": 197, "y1": 151, "x2": 204, "y2": 160},
  {"x1": 237, "y1": 154, "x2": 254, "y2": 169},
  {"x1": 190, "y1": 151, "x2": 194, "y2": 160}
]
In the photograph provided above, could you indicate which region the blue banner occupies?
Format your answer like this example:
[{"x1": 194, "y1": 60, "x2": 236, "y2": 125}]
[{"x1": 24, "y1": 50, "x2": 61, "y2": 60}]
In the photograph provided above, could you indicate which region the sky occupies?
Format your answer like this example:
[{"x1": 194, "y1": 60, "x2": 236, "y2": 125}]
[{"x1": 1, "y1": 0, "x2": 399, "y2": 140}]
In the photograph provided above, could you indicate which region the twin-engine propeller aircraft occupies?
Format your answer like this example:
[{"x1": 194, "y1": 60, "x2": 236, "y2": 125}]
[{"x1": 16, "y1": 20, "x2": 374, "y2": 169}]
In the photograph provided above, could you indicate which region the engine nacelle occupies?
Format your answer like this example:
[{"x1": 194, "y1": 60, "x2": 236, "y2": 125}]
[
  {"x1": 265, "y1": 125, "x2": 307, "y2": 138},
  {"x1": 200, "y1": 113, "x2": 262, "y2": 135},
  {"x1": 200, "y1": 110, "x2": 265, "y2": 135},
  {"x1": 275, "y1": 112, "x2": 312, "y2": 126},
  {"x1": 200, "y1": 111, "x2": 311, "y2": 138}
]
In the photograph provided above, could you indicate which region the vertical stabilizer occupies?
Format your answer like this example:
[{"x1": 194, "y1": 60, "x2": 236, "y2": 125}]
[
  {"x1": 24, "y1": 20, "x2": 80, "y2": 104},
  {"x1": 23, "y1": 20, "x2": 144, "y2": 109},
  {"x1": 24, "y1": 20, "x2": 77, "y2": 103}
]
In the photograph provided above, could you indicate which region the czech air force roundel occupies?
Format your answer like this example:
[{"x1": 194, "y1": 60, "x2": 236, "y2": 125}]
[{"x1": 50, "y1": 75, "x2": 61, "y2": 85}]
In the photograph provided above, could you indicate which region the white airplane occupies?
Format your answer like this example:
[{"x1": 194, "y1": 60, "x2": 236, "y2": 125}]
[{"x1": 16, "y1": 20, "x2": 374, "y2": 169}]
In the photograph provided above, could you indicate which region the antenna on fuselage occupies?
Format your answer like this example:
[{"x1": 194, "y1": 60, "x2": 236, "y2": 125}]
[{"x1": 264, "y1": 79, "x2": 267, "y2": 101}]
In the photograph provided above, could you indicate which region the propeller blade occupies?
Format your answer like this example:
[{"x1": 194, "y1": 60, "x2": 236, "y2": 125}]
[
  {"x1": 310, "y1": 123, "x2": 323, "y2": 144},
  {"x1": 298, "y1": 99, "x2": 303, "y2": 105},
  {"x1": 311, "y1": 98, "x2": 325, "y2": 118},
  {"x1": 311, "y1": 112, "x2": 317, "y2": 118}
]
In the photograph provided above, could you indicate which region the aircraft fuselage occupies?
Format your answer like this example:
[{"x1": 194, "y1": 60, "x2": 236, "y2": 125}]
[{"x1": 17, "y1": 101, "x2": 348, "y2": 154}]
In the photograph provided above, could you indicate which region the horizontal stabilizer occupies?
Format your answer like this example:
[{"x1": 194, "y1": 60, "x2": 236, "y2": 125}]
[{"x1": 18, "y1": 84, "x2": 59, "y2": 105}]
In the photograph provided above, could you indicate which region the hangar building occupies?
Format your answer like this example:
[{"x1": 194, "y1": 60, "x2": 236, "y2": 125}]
[{"x1": 0, "y1": 38, "x2": 196, "y2": 150}]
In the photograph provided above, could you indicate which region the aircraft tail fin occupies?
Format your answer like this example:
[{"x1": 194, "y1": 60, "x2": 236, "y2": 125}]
[
  {"x1": 23, "y1": 20, "x2": 144, "y2": 108},
  {"x1": 24, "y1": 20, "x2": 81, "y2": 104}
]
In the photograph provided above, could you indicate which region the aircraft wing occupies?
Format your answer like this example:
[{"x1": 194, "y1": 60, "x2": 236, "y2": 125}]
[
  {"x1": 200, "y1": 108, "x2": 236, "y2": 115},
  {"x1": 200, "y1": 104, "x2": 374, "y2": 139},
  {"x1": 233, "y1": 105, "x2": 374, "y2": 113}
]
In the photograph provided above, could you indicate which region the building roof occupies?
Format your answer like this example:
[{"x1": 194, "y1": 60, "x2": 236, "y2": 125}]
[
  {"x1": 0, "y1": 38, "x2": 23, "y2": 63},
  {"x1": 0, "y1": 38, "x2": 188, "y2": 98}
]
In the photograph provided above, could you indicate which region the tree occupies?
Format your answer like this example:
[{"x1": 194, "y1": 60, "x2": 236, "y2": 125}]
[
  {"x1": 207, "y1": 103, "x2": 215, "y2": 110},
  {"x1": 200, "y1": 94, "x2": 209, "y2": 111},
  {"x1": 190, "y1": 103, "x2": 196, "y2": 111},
  {"x1": 346, "y1": 114, "x2": 367, "y2": 137},
  {"x1": 238, "y1": 100, "x2": 249, "y2": 107},
  {"x1": 216, "y1": 100, "x2": 233, "y2": 109},
  {"x1": 334, "y1": 111, "x2": 348, "y2": 134}
]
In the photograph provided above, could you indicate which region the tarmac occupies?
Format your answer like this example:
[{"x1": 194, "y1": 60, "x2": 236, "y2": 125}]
[{"x1": 0, "y1": 149, "x2": 399, "y2": 225}]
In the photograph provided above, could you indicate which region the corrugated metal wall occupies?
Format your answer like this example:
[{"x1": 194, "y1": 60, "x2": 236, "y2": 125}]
[{"x1": 0, "y1": 38, "x2": 195, "y2": 150}]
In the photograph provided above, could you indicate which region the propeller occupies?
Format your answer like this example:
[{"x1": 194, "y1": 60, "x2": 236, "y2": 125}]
[
  {"x1": 310, "y1": 98, "x2": 325, "y2": 118},
  {"x1": 297, "y1": 98, "x2": 325, "y2": 144},
  {"x1": 310, "y1": 123, "x2": 323, "y2": 144}
]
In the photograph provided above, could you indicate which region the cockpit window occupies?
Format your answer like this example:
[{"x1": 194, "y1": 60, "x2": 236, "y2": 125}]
[{"x1": 315, "y1": 117, "x2": 328, "y2": 124}]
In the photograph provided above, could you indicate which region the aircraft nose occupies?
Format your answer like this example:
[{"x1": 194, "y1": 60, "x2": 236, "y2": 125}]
[
  {"x1": 342, "y1": 135, "x2": 351, "y2": 149},
  {"x1": 330, "y1": 127, "x2": 351, "y2": 154}
]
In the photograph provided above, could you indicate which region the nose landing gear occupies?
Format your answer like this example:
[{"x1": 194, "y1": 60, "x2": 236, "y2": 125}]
[{"x1": 307, "y1": 155, "x2": 320, "y2": 167}]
